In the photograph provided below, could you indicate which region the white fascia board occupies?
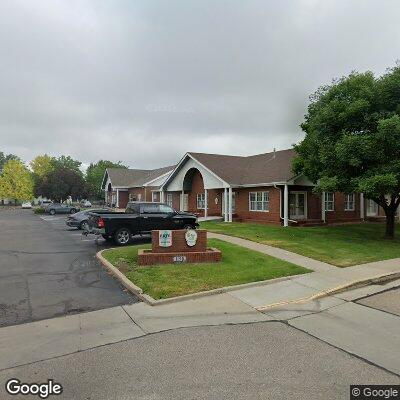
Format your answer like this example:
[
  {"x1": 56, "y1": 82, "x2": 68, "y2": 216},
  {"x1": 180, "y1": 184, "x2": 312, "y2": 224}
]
[
  {"x1": 143, "y1": 170, "x2": 174, "y2": 187},
  {"x1": 159, "y1": 153, "x2": 191, "y2": 191},
  {"x1": 233, "y1": 182, "x2": 287, "y2": 188},
  {"x1": 101, "y1": 170, "x2": 109, "y2": 190},
  {"x1": 160, "y1": 153, "x2": 229, "y2": 190}
]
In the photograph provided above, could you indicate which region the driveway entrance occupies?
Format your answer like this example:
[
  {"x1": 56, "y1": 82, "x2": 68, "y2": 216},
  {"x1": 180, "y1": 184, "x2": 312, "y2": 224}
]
[{"x1": 0, "y1": 209, "x2": 139, "y2": 327}]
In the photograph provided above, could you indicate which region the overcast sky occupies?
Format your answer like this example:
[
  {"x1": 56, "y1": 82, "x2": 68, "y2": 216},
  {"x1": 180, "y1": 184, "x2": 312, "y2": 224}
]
[{"x1": 0, "y1": 0, "x2": 399, "y2": 169}]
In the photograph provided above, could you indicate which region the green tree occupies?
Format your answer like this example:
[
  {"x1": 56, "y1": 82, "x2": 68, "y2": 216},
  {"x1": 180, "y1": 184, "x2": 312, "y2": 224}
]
[
  {"x1": 0, "y1": 159, "x2": 34, "y2": 204},
  {"x1": 86, "y1": 160, "x2": 127, "y2": 199},
  {"x1": 30, "y1": 154, "x2": 54, "y2": 178},
  {"x1": 0, "y1": 151, "x2": 20, "y2": 172},
  {"x1": 51, "y1": 155, "x2": 83, "y2": 176},
  {"x1": 293, "y1": 65, "x2": 400, "y2": 238},
  {"x1": 36, "y1": 168, "x2": 87, "y2": 202}
]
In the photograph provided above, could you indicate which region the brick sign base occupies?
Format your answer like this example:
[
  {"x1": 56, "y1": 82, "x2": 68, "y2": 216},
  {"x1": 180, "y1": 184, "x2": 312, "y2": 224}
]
[{"x1": 137, "y1": 229, "x2": 222, "y2": 266}]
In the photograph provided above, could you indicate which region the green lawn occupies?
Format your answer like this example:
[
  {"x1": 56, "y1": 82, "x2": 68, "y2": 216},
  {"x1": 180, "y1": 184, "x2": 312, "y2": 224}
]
[
  {"x1": 201, "y1": 221, "x2": 400, "y2": 267},
  {"x1": 101, "y1": 238, "x2": 310, "y2": 299}
]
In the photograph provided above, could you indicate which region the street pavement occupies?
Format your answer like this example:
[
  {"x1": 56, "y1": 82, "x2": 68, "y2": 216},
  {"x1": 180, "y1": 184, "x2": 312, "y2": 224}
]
[
  {"x1": 0, "y1": 322, "x2": 398, "y2": 400},
  {"x1": 0, "y1": 209, "x2": 139, "y2": 327}
]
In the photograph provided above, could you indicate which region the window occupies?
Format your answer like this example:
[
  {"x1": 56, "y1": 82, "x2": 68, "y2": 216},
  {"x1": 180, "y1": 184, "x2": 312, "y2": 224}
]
[
  {"x1": 344, "y1": 193, "x2": 355, "y2": 211},
  {"x1": 324, "y1": 192, "x2": 334, "y2": 211},
  {"x1": 166, "y1": 193, "x2": 173, "y2": 207},
  {"x1": 197, "y1": 193, "x2": 205, "y2": 209},
  {"x1": 159, "y1": 204, "x2": 174, "y2": 214},
  {"x1": 152, "y1": 192, "x2": 158, "y2": 202},
  {"x1": 249, "y1": 191, "x2": 269, "y2": 212},
  {"x1": 129, "y1": 193, "x2": 137, "y2": 202},
  {"x1": 126, "y1": 203, "x2": 140, "y2": 214},
  {"x1": 141, "y1": 204, "x2": 159, "y2": 214}
]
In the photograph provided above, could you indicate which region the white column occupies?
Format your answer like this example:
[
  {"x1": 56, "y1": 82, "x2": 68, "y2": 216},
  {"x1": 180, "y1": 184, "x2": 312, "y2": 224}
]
[
  {"x1": 360, "y1": 193, "x2": 365, "y2": 220},
  {"x1": 204, "y1": 189, "x2": 208, "y2": 219},
  {"x1": 116, "y1": 189, "x2": 119, "y2": 208},
  {"x1": 321, "y1": 191, "x2": 326, "y2": 222},
  {"x1": 160, "y1": 191, "x2": 164, "y2": 203},
  {"x1": 228, "y1": 187, "x2": 233, "y2": 222},
  {"x1": 224, "y1": 188, "x2": 228, "y2": 222},
  {"x1": 180, "y1": 189, "x2": 184, "y2": 211},
  {"x1": 283, "y1": 184, "x2": 289, "y2": 227}
]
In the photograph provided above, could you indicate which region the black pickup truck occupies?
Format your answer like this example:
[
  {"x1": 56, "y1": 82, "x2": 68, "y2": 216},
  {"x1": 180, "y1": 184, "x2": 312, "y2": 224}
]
[{"x1": 87, "y1": 201, "x2": 199, "y2": 245}]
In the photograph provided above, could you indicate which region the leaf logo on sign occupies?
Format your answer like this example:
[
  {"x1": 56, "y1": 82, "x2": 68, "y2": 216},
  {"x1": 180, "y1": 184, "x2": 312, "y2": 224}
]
[{"x1": 159, "y1": 230, "x2": 172, "y2": 247}]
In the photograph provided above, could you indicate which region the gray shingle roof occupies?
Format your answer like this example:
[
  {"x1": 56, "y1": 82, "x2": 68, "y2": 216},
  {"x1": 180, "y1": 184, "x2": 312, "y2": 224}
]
[
  {"x1": 188, "y1": 148, "x2": 296, "y2": 185},
  {"x1": 105, "y1": 165, "x2": 174, "y2": 188}
]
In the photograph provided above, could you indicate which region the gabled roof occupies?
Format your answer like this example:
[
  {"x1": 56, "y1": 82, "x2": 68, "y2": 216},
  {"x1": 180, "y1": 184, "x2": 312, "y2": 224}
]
[
  {"x1": 103, "y1": 165, "x2": 175, "y2": 189},
  {"x1": 188, "y1": 148, "x2": 296, "y2": 185}
]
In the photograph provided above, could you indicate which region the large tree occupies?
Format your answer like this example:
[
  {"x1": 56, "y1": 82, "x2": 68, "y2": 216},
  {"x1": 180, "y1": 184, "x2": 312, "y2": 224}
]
[
  {"x1": 0, "y1": 159, "x2": 34, "y2": 203},
  {"x1": 0, "y1": 151, "x2": 20, "y2": 172},
  {"x1": 86, "y1": 160, "x2": 127, "y2": 199},
  {"x1": 30, "y1": 154, "x2": 54, "y2": 178},
  {"x1": 293, "y1": 65, "x2": 400, "y2": 238},
  {"x1": 51, "y1": 155, "x2": 83, "y2": 177},
  {"x1": 36, "y1": 168, "x2": 87, "y2": 202}
]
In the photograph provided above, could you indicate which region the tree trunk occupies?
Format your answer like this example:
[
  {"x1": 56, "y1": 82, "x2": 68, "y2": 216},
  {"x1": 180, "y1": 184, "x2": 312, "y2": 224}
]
[{"x1": 385, "y1": 209, "x2": 396, "y2": 238}]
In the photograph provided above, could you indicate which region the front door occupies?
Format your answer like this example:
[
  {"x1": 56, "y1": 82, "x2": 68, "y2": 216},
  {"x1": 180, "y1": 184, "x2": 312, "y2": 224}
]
[
  {"x1": 289, "y1": 192, "x2": 307, "y2": 219},
  {"x1": 180, "y1": 194, "x2": 189, "y2": 212}
]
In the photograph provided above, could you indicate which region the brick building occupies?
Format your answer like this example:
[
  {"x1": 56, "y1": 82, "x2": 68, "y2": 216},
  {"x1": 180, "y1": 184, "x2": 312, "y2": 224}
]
[
  {"x1": 160, "y1": 148, "x2": 390, "y2": 226},
  {"x1": 101, "y1": 165, "x2": 174, "y2": 209},
  {"x1": 101, "y1": 148, "x2": 393, "y2": 226}
]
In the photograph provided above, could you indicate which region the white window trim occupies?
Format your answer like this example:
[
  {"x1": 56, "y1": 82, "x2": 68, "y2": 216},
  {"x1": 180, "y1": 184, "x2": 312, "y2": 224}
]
[
  {"x1": 324, "y1": 192, "x2": 335, "y2": 212},
  {"x1": 151, "y1": 192, "x2": 158, "y2": 202},
  {"x1": 249, "y1": 191, "x2": 270, "y2": 212},
  {"x1": 344, "y1": 193, "x2": 355, "y2": 211},
  {"x1": 166, "y1": 193, "x2": 173, "y2": 207},
  {"x1": 197, "y1": 193, "x2": 205, "y2": 210}
]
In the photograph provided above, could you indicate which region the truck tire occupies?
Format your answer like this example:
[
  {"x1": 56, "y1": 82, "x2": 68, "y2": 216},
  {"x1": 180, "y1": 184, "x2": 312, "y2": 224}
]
[
  {"x1": 114, "y1": 227, "x2": 131, "y2": 246},
  {"x1": 183, "y1": 224, "x2": 196, "y2": 230},
  {"x1": 49, "y1": 209, "x2": 56, "y2": 215}
]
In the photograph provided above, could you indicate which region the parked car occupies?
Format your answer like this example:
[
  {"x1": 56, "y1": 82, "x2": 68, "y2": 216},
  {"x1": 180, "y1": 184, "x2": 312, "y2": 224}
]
[
  {"x1": 88, "y1": 202, "x2": 199, "y2": 245},
  {"x1": 21, "y1": 201, "x2": 32, "y2": 209},
  {"x1": 38, "y1": 200, "x2": 53, "y2": 209},
  {"x1": 80, "y1": 200, "x2": 92, "y2": 208},
  {"x1": 45, "y1": 203, "x2": 80, "y2": 215},
  {"x1": 66, "y1": 208, "x2": 111, "y2": 230}
]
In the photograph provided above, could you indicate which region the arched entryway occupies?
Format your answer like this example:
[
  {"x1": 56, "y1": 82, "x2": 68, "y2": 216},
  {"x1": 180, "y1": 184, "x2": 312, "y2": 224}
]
[{"x1": 182, "y1": 168, "x2": 205, "y2": 215}]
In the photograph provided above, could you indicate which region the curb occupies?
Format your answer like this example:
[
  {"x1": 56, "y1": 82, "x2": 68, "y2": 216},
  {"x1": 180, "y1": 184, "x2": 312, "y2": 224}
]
[
  {"x1": 96, "y1": 248, "x2": 309, "y2": 306},
  {"x1": 256, "y1": 271, "x2": 400, "y2": 311}
]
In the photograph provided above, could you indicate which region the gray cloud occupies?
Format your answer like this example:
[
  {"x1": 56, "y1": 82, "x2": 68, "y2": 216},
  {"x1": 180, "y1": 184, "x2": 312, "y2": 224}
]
[{"x1": 0, "y1": 0, "x2": 399, "y2": 169}]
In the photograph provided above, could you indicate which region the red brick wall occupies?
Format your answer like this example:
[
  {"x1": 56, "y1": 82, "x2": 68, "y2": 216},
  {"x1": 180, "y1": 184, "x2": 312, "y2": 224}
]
[
  {"x1": 128, "y1": 188, "x2": 145, "y2": 202},
  {"x1": 185, "y1": 170, "x2": 223, "y2": 217},
  {"x1": 118, "y1": 191, "x2": 129, "y2": 208},
  {"x1": 326, "y1": 192, "x2": 361, "y2": 222},
  {"x1": 165, "y1": 191, "x2": 181, "y2": 210},
  {"x1": 234, "y1": 186, "x2": 281, "y2": 224}
]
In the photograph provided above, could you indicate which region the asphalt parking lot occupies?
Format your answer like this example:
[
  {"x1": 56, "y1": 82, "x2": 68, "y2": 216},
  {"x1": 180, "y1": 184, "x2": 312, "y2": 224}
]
[{"x1": 0, "y1": 209, "x2": 141, "y2": 327}]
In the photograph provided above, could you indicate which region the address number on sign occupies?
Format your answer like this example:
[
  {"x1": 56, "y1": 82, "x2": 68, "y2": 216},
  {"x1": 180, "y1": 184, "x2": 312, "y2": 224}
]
[{"x1": 173, "y1": 255, "x2": 187, "y2": 263}]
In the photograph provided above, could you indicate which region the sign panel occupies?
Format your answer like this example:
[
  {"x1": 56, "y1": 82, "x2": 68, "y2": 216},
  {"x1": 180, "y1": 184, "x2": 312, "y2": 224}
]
[
  {"x1": 158, "y1": 230, "x2": 172, "y2": 247},
  {"x1": 173, "y1": 255, "x2": 187, "y2": 263},
  {"x1": 185, "y1": 229, "x2": 198, "y2": 247}
]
